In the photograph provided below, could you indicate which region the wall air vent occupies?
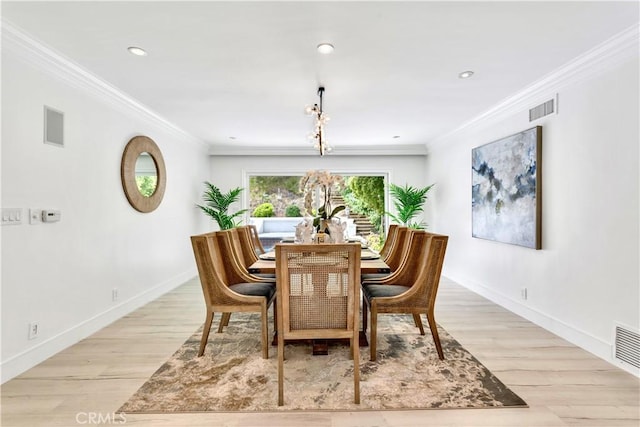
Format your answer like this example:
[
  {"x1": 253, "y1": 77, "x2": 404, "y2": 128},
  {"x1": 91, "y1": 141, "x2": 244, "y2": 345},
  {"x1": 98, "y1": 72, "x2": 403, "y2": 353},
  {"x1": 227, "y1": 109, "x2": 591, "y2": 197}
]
[
  {"x1": 614, "y1": 324, "x2": 640, "y2": 370},
  {"x1": 529, "y1": 97, "x2": 555, "y2": 122},
  {"x1": 44, "y1": 105, "x2": 64, "y2": 147}
]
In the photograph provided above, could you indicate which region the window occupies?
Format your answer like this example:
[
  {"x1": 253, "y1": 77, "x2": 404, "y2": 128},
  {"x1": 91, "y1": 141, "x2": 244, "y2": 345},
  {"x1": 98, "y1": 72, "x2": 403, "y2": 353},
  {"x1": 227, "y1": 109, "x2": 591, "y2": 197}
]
[{"x1": 247, "y1": 173, "x2": 387, "y2": 249}]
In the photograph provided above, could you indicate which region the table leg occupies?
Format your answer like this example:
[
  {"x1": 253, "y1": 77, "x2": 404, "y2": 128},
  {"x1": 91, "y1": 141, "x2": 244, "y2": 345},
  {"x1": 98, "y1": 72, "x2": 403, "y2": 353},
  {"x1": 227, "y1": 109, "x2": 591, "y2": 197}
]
[
  {"x1": 359, "y1": 330, "x2": 369, "y2": 347},
  {"x1": 312, "y1": 340, "x2": 329, "y2": 355}
]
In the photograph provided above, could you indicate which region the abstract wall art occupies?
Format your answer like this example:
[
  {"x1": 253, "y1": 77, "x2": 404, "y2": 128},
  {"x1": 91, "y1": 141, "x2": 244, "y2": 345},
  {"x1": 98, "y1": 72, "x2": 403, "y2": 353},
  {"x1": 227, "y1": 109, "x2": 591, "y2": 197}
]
[{"x1": 472, "y1": 126, "x2": 542, "y2": 249}]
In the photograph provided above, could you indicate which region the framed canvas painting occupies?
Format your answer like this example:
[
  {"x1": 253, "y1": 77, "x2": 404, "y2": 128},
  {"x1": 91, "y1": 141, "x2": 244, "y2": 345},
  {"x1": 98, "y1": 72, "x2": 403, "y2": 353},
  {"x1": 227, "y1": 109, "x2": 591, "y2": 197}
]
[{"x1": 472, "y1": 126, "x2": 542, "y2": 249}]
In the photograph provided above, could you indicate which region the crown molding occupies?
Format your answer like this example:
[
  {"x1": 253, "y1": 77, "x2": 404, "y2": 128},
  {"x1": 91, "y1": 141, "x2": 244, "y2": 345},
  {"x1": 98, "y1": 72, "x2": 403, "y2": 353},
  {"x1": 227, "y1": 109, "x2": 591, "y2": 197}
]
[
  {"x1": 208, "y1": 144, "x2": 427, "y2": 156},
  {"x1": 427, "y1": 23, "x2": 640, "y2": 153},
  {"x1": 1, "y1": 18, "x2": 208, "y2": 151}
]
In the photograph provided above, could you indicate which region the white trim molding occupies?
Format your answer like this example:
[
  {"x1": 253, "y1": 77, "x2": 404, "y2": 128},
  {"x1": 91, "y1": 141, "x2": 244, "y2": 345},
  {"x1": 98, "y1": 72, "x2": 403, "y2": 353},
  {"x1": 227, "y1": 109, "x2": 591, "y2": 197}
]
[
  {"x1": 209, "y1": 144, "x2": 427, "y2": 157},
  {"x1": 0, "y1": 271, "x2": 197, "y2": 384},
  {"x1": 427, "y1": 23, "x2": 640, "y2": 154},
  {"x1": 1, "y1": 18, "x2": 207, "y2": 150},
  {"x1": 444, "y1": 272, "x2": 638, "y2": 377}
]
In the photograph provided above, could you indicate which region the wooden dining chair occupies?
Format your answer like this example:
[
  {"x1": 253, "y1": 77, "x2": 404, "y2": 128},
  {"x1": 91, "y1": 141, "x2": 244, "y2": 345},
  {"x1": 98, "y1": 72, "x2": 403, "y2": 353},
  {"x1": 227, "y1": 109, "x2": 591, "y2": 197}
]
[
  {"x1": 361, "y1": 226, "x2": 410, "y2": 281},
  {"x1": 362, "y1": 229, "x2": 422, "y2": 333},
  {"x1": 275, "y1": 243, "x2": 361, "y2": 406},
  {"x1": 236, "y1": 225, "x2": 261, "y2": 264},
  {"x1": 248, "y1": 224, "x2": 267, "y2": 255},
  {"x1": 214, "y1": 230, "x2": 277, "y2": 333},
  {"x1": 229, "y1": 227, "x2": 276, "y2": 280},
  {"x1": 378, "y1": 224, "x2": 399, "y2": 260},
  {"x1": 191, "y1": 232, "x2": 276, "y2": 359},
  {"x1": 215, "y1": 230, "x2": 273, "y2": 284},
  {"x1": 362, "y1": 229, "x2": 419, "y2": 286},
  {"x1": 361, "y1": 232, "x2": 448, "y2": 361}
]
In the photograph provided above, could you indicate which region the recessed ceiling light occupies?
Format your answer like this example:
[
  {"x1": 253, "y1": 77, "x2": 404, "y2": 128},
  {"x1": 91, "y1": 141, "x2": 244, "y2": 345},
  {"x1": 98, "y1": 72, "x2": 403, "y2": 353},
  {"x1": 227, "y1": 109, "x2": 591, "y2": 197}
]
[
  {"x1": 229, "y1": 136, "x2": 236, "y2": 140},
  {"x1": 393, "y1": 135, "x2": 401, "y2": 139},
  {"x1": 458, "y1": 70, "x2": 474, "y2": 79},
  {"x1": 127, "y1": 46, "x2": 147, "y2": 56},
  {"x1": 317, "y1": 43, "x2": 334, "y2": 54}
]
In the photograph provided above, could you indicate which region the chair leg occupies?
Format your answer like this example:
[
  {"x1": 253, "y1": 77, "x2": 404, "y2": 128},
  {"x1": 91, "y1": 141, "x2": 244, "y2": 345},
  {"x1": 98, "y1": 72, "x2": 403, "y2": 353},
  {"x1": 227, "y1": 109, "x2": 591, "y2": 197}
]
[
  {"x1": 349, "y1": 337, "x2": 354, "y2": 359},
  {"x1": 261, "y1": 306, "x2": 269, "y2": 359},
  {"x1": 413, "y1": 313, "x2": 425, "y2": 335},
  {"x1": 370, "y1": 306, "x2": 378, "y2": 361},
  {"x1": 277, "y1": 318, "x2": 285, "y2": 406},
  {"x1": 198, "y1": 310, "x2": 214, "y2": 357},
  {"x1": 426, "y1": 309, "x2": 444, "y2": 360},
  {"x1": 353, "y1": 333, "x2": 360, "y2": 405},
  {"x1": 362, "y1": 295, "x2": 368, "y2": 334},
  {"x1": 217, "y1": 312, "x2": 231, "y2": 333},
  {"x1": 272, "y1": 302, "x2": 278, "y2": 336}
]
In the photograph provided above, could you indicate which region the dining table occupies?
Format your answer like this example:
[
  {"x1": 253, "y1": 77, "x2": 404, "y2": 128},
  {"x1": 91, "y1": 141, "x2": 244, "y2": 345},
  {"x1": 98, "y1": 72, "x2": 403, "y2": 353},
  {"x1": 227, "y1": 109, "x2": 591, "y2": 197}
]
[
  {"x1": 248, "y1": 243, "x2": 390, "y2": 355},
  {"x1": 248, "y1": 247, "x2": 390, "y2": 275}
]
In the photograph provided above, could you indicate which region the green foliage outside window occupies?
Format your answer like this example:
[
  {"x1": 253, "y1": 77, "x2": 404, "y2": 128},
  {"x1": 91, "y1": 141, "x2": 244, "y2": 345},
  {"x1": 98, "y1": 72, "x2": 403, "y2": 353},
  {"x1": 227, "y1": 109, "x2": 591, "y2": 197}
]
[
  {"x1": 249, "y1": 176, "x2": 303, "y2": 217},
  {"x1": 249, "y1": 176, "x2": 301, "y2": 199},
  {"x1": 348, "y1": 176, "x2": 385, "y2": 214},
  {"x1": 252, "y1": 203, "x2": 275, "y2": 217},
  {"x1": 285, "y1": 205, "x2": 302, "y2": 217},
  {"x1": 343, "y1": 176, "x2": 385, "y2": 233}
]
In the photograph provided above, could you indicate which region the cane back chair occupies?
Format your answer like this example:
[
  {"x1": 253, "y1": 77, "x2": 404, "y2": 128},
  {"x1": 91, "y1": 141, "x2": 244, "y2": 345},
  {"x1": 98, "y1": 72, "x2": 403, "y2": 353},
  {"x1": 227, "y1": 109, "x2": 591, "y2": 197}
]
[
  {"x1": 275, "y1": 243, "x2": 361, "y2": 406},
  {"x1": 191, "y1": 232, "x2": 276, "y2": 359},
  {"x1": 362, "y1": 232, "x2": 448, "y2": 361}
]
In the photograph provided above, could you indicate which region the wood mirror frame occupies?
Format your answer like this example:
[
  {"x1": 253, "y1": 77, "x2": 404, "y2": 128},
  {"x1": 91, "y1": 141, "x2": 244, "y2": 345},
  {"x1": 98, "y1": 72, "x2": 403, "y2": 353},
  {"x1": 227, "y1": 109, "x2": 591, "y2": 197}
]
[{"x1": 121, "y1": 135, "x2": 166, "y2": 213}]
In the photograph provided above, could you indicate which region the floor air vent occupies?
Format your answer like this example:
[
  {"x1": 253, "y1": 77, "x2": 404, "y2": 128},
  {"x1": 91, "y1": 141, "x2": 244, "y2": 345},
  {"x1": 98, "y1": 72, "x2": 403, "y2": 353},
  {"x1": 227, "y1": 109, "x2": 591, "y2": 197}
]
[
  {"x1": 614, "y1": 324, "x2": 640, "y2": 369},
  {"x1": 529, "y1": 98, "x2": 555, "y2": 122}
]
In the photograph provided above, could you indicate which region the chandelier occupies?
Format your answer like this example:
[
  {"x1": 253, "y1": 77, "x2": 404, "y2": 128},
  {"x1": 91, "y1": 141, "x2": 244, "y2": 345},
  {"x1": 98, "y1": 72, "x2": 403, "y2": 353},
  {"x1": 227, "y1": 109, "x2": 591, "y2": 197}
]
[{"x1": 305, "y1": 86, "x2": 332, "y2": 156}]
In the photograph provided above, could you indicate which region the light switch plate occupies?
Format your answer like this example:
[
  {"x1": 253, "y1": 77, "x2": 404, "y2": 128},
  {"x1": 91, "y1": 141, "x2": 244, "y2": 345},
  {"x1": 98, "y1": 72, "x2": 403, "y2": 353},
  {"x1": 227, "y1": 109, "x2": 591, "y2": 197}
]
[{"x1": 1, "y1": 208, "x2": 22, "y2": 225}]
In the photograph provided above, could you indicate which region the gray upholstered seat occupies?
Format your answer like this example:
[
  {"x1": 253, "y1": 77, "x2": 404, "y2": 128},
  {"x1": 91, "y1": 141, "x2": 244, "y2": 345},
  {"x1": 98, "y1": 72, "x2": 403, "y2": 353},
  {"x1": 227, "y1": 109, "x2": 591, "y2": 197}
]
[
  {"x1": 362, "y1": 283, "x2": 411, "y2": 300},
  {"x1": 229, "y1": 282, "x2": 276, "y2": 300},
  {"x1": 191, "y1": 232, "x2": 276, "y2": 359},
  {"x1": 361, "y1": 232, "x2": 448, "y2": 361}
]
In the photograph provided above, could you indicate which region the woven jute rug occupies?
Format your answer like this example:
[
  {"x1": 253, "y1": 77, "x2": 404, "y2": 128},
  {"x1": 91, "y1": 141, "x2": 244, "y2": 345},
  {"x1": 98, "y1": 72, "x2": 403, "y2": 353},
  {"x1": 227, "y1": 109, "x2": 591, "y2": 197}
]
[{"x1": 118, "y1": 313, "x2": 527, "y2": 412}]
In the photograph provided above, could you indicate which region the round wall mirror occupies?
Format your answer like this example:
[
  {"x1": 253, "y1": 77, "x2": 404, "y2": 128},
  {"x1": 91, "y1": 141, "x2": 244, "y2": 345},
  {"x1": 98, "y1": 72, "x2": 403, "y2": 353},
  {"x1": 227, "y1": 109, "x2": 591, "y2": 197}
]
[
  {"x1": 121, "y1": 136, "x2": 166, "y2": 213},
  {"x1": 134, "y1": 152, "x2": 158, "y2": 197}
]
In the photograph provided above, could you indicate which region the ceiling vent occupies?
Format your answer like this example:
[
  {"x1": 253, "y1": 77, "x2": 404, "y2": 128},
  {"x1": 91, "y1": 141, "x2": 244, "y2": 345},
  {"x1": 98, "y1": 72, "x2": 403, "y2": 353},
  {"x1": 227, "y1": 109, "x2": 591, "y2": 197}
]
[
  {"x1": 614, "y1": 324, "x2": 640, "y2": 371},
  {"x1": 529, "y1": 97, "x2": 555, "y2": 122}
]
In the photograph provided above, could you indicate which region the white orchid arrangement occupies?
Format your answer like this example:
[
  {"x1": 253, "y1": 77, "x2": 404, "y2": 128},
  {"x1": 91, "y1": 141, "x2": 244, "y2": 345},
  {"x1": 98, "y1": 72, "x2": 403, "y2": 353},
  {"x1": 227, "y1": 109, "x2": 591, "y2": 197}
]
[{"x1": 299, "y1": 170, "x2": 346, "y2": 232}]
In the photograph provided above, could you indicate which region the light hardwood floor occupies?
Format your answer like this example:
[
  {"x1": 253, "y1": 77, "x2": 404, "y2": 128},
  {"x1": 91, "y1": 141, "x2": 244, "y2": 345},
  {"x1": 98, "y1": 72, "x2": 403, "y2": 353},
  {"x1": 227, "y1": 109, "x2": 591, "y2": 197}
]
[{"x1": 2, "y1": 277, "x2": 638, "y2": 427}]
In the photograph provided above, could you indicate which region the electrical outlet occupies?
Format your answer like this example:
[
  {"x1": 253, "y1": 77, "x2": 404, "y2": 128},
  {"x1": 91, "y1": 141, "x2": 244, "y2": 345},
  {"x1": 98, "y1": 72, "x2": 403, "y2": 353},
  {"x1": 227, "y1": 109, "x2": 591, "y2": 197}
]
[
  {"x1": 28, "y1": 322, "x2": 39, "y2": 340},
  {"x1": 112, "y1": 288, "x2": 118, "y2": 302},
  {"x1": 521, "y1": 288, "x2": 528, "y2": 300}
]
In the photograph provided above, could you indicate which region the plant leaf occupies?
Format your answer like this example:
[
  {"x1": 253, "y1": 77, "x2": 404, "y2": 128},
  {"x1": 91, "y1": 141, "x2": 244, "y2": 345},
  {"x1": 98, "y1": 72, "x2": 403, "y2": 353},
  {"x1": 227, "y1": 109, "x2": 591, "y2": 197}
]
[{"x1": 197, "y1": 182, "x2": 245, "y2": 229}]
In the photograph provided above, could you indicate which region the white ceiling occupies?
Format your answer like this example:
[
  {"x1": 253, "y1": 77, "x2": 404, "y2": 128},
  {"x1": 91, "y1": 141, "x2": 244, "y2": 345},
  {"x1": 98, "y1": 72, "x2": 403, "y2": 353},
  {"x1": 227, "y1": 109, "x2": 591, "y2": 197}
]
[{"x1": 3, "y1": 1, "x2": 639, "y2": 153}]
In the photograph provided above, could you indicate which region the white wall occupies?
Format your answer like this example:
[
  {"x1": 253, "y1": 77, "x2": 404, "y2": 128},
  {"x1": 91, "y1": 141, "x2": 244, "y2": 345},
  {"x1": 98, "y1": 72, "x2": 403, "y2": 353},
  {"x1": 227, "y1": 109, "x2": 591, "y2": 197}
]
[
  {"x1": 426, "y1": 49, "x2": 639, "y2": 371},
  {"x1": 1, "y1": 35, "x2": 211, "y2": 382},
  {"x1": 207, "y1": 155, "x2": 427, "y2": 225}
]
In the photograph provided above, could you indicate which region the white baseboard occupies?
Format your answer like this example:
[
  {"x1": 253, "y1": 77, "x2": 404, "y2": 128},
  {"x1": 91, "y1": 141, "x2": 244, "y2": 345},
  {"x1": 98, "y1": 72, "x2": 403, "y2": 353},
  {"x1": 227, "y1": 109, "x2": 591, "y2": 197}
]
[
  {"x1": 443, "y1": 271, "x2": 638, "y2": 377},
  {"x1": 0, "y1": 270, "x2": 196, "y2": 384}
]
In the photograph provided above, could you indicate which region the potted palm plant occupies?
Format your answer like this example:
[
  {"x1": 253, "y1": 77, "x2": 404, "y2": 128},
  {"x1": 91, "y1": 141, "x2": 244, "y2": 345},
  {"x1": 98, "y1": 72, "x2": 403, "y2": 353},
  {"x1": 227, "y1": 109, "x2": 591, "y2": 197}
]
[
  {"x1": 196, "y1": 182, "x2": 247, "y2": 230},
  {"x1": 387, "y1": 183, "x2": 435, "y2": 229}
]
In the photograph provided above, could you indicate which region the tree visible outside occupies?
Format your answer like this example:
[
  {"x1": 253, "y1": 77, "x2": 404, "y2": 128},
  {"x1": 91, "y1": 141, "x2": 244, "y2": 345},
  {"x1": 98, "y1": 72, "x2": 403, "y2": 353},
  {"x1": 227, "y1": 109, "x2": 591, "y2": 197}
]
[{"x1": 343, "y1": 176, "x2": 385, "y2": 234}]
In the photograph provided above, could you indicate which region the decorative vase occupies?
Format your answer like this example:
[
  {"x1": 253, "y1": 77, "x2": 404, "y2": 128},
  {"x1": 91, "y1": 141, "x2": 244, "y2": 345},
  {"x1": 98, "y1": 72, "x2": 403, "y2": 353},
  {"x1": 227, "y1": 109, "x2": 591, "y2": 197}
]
[{"x1": 318, "y1": 219, "x2": 331, "y2": 234}]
